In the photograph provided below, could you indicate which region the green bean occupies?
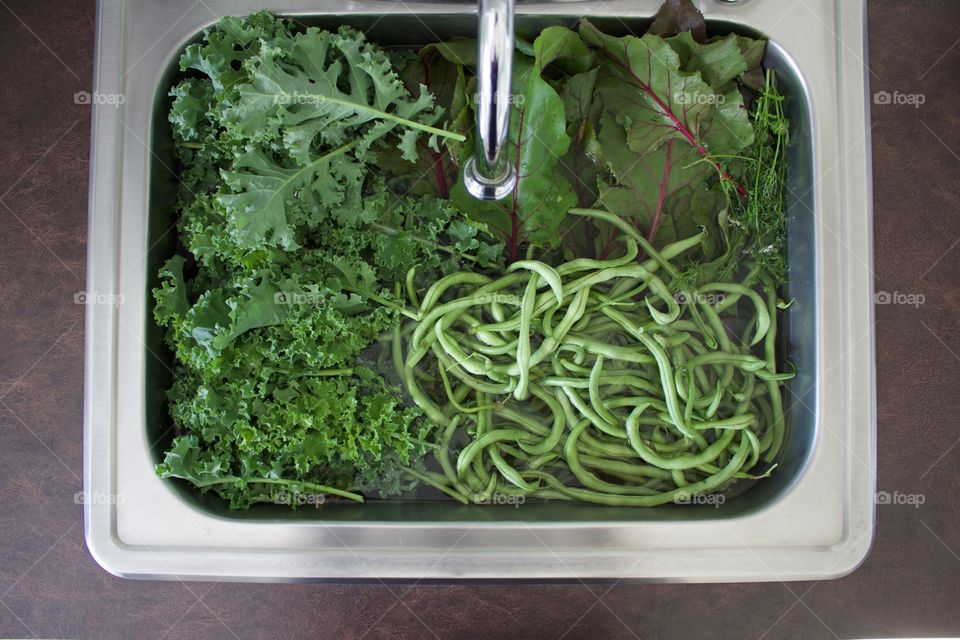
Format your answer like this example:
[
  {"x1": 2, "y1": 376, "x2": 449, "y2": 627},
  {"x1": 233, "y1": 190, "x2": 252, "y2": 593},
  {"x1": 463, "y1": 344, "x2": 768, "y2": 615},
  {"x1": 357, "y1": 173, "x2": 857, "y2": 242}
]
[
  {"x1": 435, "y1": 417, "x2": 473, "y2": 497},
  {"x1": 456, "y1": 429, "x2": 538, "y2": 477},
  {"x1": 712, "y1": 264, "x2": 761, "y2": 314},
  {"x1": 762, "y1": 285, "x2": 787, "y2": 461},
  {"x1": 542, "y1": 373, "x2": 661, "y2": 397},
  {"x1": 513, "y1": 273, "x2": 540, "y2": 401},
  {"x1": 625, "y1": 405, "x2": 736, "y2": 469},
  {"x1": 601, "y1": 307, "x2": 693, "y2": 438},
  {"x1": 684, "y1": 296, "x2": 718, "y2": 347},
  {"x1": 489, "y1": 446, "x2": 540, "y2": 492},
  {"x1": 390, "y1": 208, "x2": 792, "y2": 508},
  {"x1": 516, "y1": 386, "x2": 566, "y2": 455},
  {"x1": 410, "y1": 292, "x2": 522, "y2": 355},
  {"x1": 684, "y1": 352, "x2": 768, "y2": 372},
  {"x1": 527, "y1": 452, "x2": 561, "y2": 470},
  {"x1": 704, "y1": 382, "x2": 724, "y2": 419},
  {"x1": 497, "y1": 406, "x2": 551, "y2": 438},
  {"x1": 696, "y1": 300, "x2": 736, "y2": 389},
  {"x1": 432, "y1": 348, "x2": 516, "y2": 395},
  {"x1": 514, "y1": 287, "x2": 590, "y2": 373},
  {"x1": 563, "y1": 386, "x2": 627, "y2": 439},
  {"x1": 419, "y1": 271, "x2": 493, "y2": 315},
  {"x1": 405, "y1": 266, "x2": 421, "y2": 309},
  {"x1": 565, "y1": 420, "x2": 662, "y2": 495},
  {"x1": 558, "y1": 238, "x2": 641, "y2": 276},
  {"x1": 577, "y1": 428, "x2": 644, "y2": 458},
  {"x1": 404, "y1": 467, "x2": 469, "y2": 504},
  {"x1": 755, "y1": 365, "x2": 796, "y2": 382},
  {"x1": 606, "y1": 395, "x2": 668, "y2": 412},
  {"x1": 471, "y1": 398, "x2": 492, "y2": 486},
  {"x1": 687, "y1": 415, "x2": 758, "y2": 431},
  {"x1": 436, "y1": 362, "x2": 496, "y2": 415},
  {"x1": 568, "y1": 208, "x2": 683, "y2": 278},
  {"x1": 563, "y1": 334, "x2": 656, "y2": 365},
  {"x1": 507, "y1": 260, "x2": 564, "y2": 307},
  {"x1": 588, "y1": 356, "x2": 621, "y2": 427},
  {"x1": 700, "y1": 282, "x2": 770, "y2": 346},
  {"x1": 577, "y1": 454, "x2": 673, "y2": 480},
  {"x1": 523, "y1": 436, "x2": 747, "y2": 506}
]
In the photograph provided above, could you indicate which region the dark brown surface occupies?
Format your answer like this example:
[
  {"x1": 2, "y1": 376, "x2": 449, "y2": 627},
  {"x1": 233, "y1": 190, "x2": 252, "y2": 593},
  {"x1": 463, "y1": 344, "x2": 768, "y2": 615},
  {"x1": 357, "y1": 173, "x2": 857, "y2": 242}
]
[{"x1": 1, "y1": 1, "x2": 958, "y2": 638}]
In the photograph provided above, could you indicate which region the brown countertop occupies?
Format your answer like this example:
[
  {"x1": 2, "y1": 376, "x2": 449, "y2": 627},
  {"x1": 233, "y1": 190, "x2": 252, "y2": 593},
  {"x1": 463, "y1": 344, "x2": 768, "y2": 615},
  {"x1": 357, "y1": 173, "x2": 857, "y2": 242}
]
[{"x1": 1, "y1": 1, "x2": 959, "y2": 638}]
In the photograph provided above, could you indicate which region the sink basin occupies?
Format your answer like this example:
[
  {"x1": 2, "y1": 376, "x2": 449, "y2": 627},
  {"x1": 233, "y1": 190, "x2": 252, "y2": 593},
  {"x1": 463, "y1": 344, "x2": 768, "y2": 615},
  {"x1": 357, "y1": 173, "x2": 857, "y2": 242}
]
[{"x1": 84, "y1": 0, "x2": 875, "y2": 581}]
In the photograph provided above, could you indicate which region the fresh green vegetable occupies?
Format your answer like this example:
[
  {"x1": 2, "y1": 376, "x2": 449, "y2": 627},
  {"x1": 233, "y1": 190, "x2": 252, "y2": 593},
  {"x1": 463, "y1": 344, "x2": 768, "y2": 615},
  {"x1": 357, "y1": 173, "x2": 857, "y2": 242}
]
[
  {"x1": 155, "y1": 1, "x2": 794, "y2": 509},
  {"x1": 154, "y1": 14, "x2": 501, "y2": 508},
  {"x1": 383, "y1": 8, "x2": 793, "y2": 504},
  {"x1": 449, "y1": 26, "x2": 590, "y2": 261},
  {"x1": 392, "y1": 209, "x2": 789, "y2": 504}
]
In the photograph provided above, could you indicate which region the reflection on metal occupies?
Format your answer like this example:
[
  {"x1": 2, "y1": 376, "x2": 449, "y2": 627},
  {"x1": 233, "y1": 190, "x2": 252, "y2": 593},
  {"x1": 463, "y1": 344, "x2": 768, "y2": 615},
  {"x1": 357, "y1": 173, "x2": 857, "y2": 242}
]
[{"x1": 463, "y1": 0, "x2": 517, "y2": 201}]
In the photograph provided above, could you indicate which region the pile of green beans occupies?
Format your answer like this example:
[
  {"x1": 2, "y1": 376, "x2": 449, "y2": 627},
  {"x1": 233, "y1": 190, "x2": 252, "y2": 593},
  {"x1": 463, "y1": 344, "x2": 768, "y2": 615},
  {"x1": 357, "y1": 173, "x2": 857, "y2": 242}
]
[{"x1": 393, "y1": 209, "x2": 793, "y2": 506}]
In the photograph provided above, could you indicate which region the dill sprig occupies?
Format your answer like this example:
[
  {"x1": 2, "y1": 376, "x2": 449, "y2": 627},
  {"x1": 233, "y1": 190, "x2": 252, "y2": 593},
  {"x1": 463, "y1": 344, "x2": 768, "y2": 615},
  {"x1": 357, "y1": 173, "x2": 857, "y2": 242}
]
[
  {"x1": 679, "y1": 70, "x2": 790, "y2": 290},
  {"x1": 736, "y1": 69, "x2": 790, "y2": 286}
]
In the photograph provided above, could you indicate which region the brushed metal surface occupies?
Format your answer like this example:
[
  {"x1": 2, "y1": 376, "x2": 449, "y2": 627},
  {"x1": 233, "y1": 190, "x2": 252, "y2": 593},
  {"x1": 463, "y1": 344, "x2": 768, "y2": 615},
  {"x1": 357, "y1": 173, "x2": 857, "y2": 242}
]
[
  {"x1": 463, "y1": 0, "x2": 518, "y2": 200},
  {"x1": 84, "y1": 0, "x2": 875, "y2": 581}
]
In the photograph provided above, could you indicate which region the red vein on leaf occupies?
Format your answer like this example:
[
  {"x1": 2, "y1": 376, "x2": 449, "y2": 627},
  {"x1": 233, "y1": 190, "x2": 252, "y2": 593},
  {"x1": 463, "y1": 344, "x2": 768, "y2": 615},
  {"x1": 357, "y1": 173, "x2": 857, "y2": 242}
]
[
  {"x1": 508, "y1": 105, "x2": 527, "y2": 262},
  {"x1": 647, "y1": 139, "x2": 673, "y2": 243},
  {"x1": 598, "y1": 229, "x2": 618, "y2": 260},
  {"x1": 571, "y1": 121, "x2": 590, "y2": 208},
  {"x1": 421, "y1": 59, "x2": 450, "y2": 198},
  {"x1": 608, "y1": 41, "x2": 747, "y2": 198},
  {"x1": 430, "y1": 152, "x2": 449, "y2": 199}
]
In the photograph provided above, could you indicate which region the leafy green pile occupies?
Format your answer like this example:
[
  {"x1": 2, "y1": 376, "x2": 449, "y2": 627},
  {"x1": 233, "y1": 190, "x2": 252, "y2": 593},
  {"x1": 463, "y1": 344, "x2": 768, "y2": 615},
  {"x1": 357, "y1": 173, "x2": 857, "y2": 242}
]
[
  {"x1": 154, "y1": 1, "x2": 792, "y2": 509},
  {"x1": 378, "y1": 9, "x2": 793, "y2": 504},
  {"x1": 154, "y1": 14, "x2": 502, "y2": 507},
  {"x1": 378, "y1": 10, "x2": 787, "y2": 285}
]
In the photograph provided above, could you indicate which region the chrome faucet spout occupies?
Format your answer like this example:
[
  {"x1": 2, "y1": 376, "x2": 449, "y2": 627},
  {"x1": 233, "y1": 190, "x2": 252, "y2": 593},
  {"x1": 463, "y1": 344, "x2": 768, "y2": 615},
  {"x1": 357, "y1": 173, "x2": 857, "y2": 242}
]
[{"x1": 463, "y1": 0, "x2": 516, "y2": 201}]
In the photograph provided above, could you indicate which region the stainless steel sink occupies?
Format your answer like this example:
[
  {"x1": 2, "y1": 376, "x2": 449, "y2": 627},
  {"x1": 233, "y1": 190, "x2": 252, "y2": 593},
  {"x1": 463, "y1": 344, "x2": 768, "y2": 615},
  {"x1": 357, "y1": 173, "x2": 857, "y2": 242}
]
[{"x1": 84, "y1": 0, "x2": 876, "y2": 581}]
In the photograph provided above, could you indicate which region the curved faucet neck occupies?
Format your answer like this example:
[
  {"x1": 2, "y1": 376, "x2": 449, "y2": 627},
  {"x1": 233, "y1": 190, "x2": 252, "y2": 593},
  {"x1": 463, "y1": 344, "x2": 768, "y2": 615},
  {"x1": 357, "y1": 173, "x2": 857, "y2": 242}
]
[{"x1": 463, "y1": 0, "x2": 517, "y2": 201}]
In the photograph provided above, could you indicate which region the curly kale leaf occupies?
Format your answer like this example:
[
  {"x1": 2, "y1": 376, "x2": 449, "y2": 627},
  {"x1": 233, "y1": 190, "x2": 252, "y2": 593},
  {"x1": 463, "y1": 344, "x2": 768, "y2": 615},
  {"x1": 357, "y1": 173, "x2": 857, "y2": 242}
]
[
  {"x1": 157, "y1": 370, "x2": 432, "y2": 507},
  {"x1": 223, "y1": 27, "x2": 449, "y2": 163},
  {"x1": 154, "y1": 15, "x2": 491, "y2": 507}
]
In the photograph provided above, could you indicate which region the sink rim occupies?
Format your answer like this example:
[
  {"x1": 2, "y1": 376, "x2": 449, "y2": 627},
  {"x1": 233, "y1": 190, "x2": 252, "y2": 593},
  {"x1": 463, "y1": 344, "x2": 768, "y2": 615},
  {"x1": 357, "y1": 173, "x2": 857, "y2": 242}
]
[{"x1": 83, "y1": 0, "x2": 875, "y2": 581}]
